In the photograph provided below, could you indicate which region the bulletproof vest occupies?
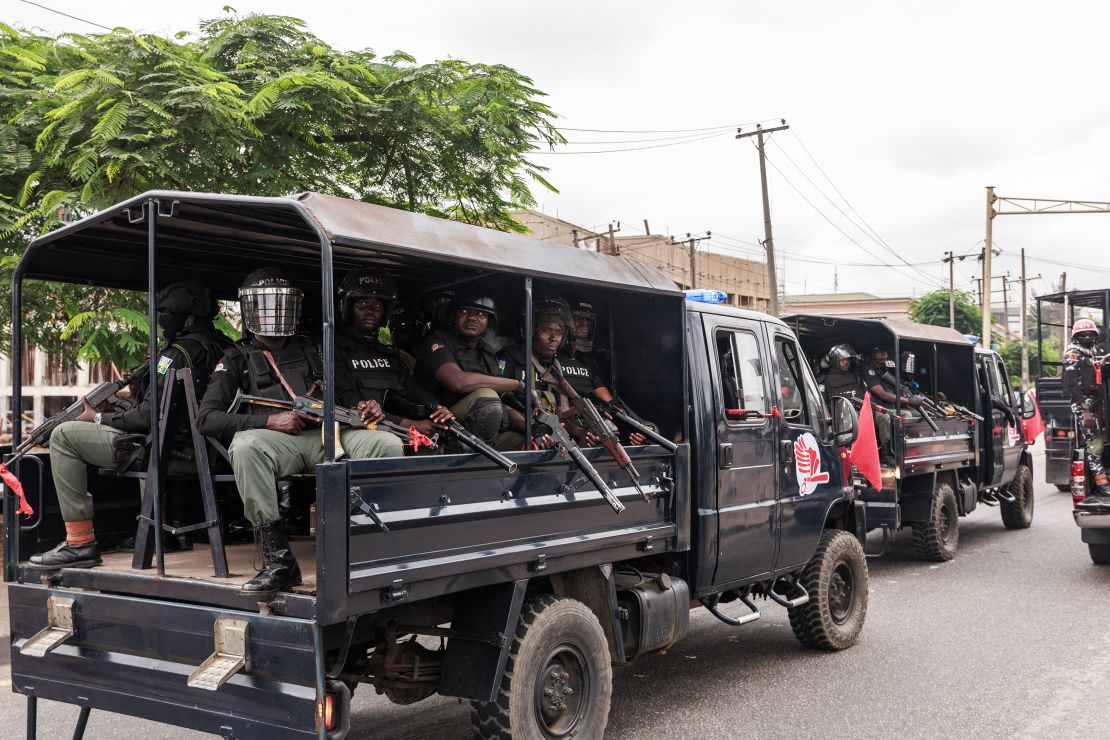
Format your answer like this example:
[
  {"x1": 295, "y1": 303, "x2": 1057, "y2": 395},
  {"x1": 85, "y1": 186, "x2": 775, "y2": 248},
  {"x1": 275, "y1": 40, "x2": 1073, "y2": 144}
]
[
  {"x1": 503, "y1": 345, "x2": 561, "y2": 413},
  {"x1": 822, "y1": 369, "x2": 863, "y2": 400},
  {"x1": 337, "y1": 330, "x2": 405, "y2": 401},
  {"x1": 242, "y1": 338, "x2": 323, "y2": 401},
  {"x1": 557, "y1": 351, "x2": 600, "y2": 396},
  {"x1": 1063, "y1": 341, "x2": 1099, "y2": 402},
  {"x1": 173, "y1": 328, "x2": 235, "y2": 393}
]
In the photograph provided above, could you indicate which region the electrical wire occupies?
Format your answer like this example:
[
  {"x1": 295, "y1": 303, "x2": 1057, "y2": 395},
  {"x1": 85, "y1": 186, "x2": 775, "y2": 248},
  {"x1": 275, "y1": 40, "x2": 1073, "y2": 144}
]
[
  {"x1": 555, "y1": 119, "x2": 778, "y2": 134},
  {"x1": 16, "y1": 0, "x2": 113, "y2": 31},
  {"x1": 531, "y1": 130, "x2": 732, "y2": 155},
  {"x1": 561, "y1": 131, "x2": 740, "y2": 145}
]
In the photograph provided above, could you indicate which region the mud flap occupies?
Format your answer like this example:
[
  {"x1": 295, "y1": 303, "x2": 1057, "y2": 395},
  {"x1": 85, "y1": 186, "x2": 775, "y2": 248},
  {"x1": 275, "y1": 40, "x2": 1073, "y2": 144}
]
[{"x1": 438, "y1": 580, "x2": 527, "y2": 702}]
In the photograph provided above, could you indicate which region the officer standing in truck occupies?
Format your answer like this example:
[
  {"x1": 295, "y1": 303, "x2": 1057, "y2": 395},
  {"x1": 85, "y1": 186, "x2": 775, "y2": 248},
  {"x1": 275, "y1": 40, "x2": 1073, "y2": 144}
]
[
  {"x1": 817, "y1": 344, "x2": 865, "y2": 404},
  {"x1": 1063, "y1": 318, "x2": 1110, "y2": 501},
  {"x1": 862, "y1": 345, "x2": 921, "y2": 467},
  {"x1": 197, "y1": 268, "x2": 403, "y2": 595},
  {"x1": 333, "y1": 268, "x2": 454, "y2": 438},
  {"x1": 28, "y1": 282, "x2": 232, "y2": 570}
]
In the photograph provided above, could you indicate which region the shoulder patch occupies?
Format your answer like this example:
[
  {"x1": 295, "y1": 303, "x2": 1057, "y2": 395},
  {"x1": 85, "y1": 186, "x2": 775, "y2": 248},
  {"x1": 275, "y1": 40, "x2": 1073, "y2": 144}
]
[
  {"x1": 156, "y1": 355, "x2": 173, "y2": 375},
  {"x1": 1067, "y1": 351, "x2": 1081, "y2": 361},
  {"x1": 213, "y1": 362, "x2": 227, "y2": 373},
  {"x1": 431, "y1": 342, "x2": 445, "y2": 352}
]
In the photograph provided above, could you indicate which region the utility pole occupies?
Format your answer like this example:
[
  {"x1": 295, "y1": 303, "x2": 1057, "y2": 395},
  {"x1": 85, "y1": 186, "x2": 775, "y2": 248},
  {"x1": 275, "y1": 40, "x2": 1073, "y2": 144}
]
[
  {"x1": 608, "y1": 223, "x2": 617, "y2": 256},
  {"x1": 1001, "y1": 275, "x2": 1010, "y2": 339},
  {"x1": 1014, "y1": 248, "x2": 1041, "y2": 390},
  {"x1": 943, "y1": 250, "x2": 956, "y2": 328},
  {"x1": 737, "y1": 120, "x2": 789, "y2": 315},
  {"x1": 983, "y1": 186, "x2": 995, "y2": 347},
  {"x1": 1061, "y1": 272, "x2": 1068, "y2": 352},
  {"x1": 688, "y1": 235, "x2": 697, "y2": 290}
]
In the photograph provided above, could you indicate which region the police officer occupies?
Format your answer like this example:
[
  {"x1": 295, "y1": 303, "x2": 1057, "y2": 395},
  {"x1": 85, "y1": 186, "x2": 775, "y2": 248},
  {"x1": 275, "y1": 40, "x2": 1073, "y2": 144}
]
[
  {"x1": 816, "y1": 344, "x2": 865, "y2": 404},
  {"x1": 861, "y1": 345, "x2": 922, "y2": 467},
  {"x1": 498, "y1": 297, "x2": 576, "y2": 447},
  {"x1": 414, "y1": 290, "x2": 524, "y2": 451},
  {"x1": 1063, "y1": 318, "x2": 1110, "y2": 501},
  {"x1": 30, "y1": 282, "x2": 231, "y2": 569},
  {"x1": 387, "y1": 302, "x2": 430, "y2": 374},
  {"x1": 197, "y1": 268, "x2": 403, "y2": 595},
  {"x1": 334, "y1": 268, "x2": 453, "y2": 437},
  {"x1": 556, "y1": 293, "x2": 652, "y2": 445}
]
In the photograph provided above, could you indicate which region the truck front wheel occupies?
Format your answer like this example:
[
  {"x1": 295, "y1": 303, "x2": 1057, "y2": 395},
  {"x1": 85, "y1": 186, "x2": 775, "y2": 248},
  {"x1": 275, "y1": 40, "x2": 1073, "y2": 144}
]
[
  {"x1": 912, "y1": 484, "x2": 960, "y2": 561},
  {"x1": 471, "y1": 595, "x2": 612, "y2": 740},
  {"x1": 788, "y1": 529, "x2": 869, "y2": 651},
  {"x1": 1090, "y1": 544, "x2": 1110, "y2": 565},
  {"x1": 1000, "y1": 463, "x2": 1035, "y2": 529}
]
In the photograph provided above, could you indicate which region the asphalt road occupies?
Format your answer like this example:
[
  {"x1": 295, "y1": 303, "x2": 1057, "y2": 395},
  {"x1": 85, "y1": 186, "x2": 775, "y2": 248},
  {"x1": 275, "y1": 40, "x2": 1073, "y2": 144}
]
[{"x1": 4, "y1": 446, "x2": 1109, "y2": 739}]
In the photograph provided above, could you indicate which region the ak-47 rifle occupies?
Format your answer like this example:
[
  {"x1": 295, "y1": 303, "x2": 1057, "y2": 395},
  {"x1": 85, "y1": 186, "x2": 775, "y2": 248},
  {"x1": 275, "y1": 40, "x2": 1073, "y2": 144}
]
[
  {"x1": 540, "y1": 360, "x2": 649, "y2": 503},
  {"x1": 597, "y1": 400, "x2": 678, "y2": 453},
  {"x1": 530, "y1": 396, "x2": 627, "y2": 514},
  {"x1": 880, "y1": 370, "x2": 940, "y2": 433},
  {"x1": 232, "y1": 393, "x2": 437, "y2": 451},
  {"x1": 1, "y1": 364, "x2": 147, "y2": 517}
]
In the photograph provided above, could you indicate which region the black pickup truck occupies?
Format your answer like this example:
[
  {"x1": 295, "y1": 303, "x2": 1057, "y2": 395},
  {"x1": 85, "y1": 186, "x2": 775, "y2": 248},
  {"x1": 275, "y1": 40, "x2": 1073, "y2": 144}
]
[
  {"x1": 785, "y1": 315, "x2": 1035, "y2": 561},
  {"x1": 5, "y1": 191, "x2": 869, "y2": 739}
]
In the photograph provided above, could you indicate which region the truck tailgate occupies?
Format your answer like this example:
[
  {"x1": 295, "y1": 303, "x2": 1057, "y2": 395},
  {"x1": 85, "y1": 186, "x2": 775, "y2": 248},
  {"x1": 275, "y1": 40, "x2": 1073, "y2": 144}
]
[{"x1": 9, "y1": 584, "x2": 320, "y2": 739}]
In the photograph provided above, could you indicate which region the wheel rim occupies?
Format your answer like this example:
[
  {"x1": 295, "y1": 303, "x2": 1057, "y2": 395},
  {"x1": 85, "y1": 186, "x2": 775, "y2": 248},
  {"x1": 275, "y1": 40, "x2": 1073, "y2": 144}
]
[
  {"x1": 534, "y1": 643, "x2": 590, "y2": 737},
  {"x1": 939, "y1": 502, "x2": 953, "y2": 543},
  {"x1": 828, "y1": 560, "x2": 855, "y2": 624}
]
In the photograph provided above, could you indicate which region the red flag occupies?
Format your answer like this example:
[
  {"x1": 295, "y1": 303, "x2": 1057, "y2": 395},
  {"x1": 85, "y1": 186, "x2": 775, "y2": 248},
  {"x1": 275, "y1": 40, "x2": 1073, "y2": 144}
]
[
  {"x1": 0, "y1": 463, "x2": 34, "y2": 517},
  {"x1": 849, "y1": 392, "x2": 883, "y2": 491},
  {"x1": 1021, "y1": 390, "x2": 1045, "y2": 445}
]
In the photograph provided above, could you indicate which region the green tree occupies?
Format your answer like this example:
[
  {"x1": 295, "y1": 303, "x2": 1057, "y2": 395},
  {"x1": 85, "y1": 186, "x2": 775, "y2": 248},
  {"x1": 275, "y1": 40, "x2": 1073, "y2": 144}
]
[
  {"x1": 996, "y1": 338, "x2": 1059, "y2": 388},
  {"x1": 0, "y1": 13, "x2": 562, "y2": 369},
  {"x1": 908, "y1": 289, "x2": 983, "y2": 337}
]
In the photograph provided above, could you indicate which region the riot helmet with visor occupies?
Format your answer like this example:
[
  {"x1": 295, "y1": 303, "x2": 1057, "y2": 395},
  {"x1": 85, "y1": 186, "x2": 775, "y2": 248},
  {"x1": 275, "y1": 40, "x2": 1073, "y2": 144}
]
[{"x1": 238, "y1": 267, "x2": 302, "y2": 337}]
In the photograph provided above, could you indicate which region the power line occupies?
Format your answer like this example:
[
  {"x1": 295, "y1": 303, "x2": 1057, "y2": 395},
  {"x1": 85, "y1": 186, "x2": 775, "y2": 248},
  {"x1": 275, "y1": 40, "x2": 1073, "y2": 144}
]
[
  {"x1": 562, "y1": 131, "x2": 743, "y2": 145},
  {"x1": 555, "y1": 120, "x2": 778, "y2": 134},
  {"x1": 531, "y1": 130, "x2": 732, "y2": 155},
  {"x1": 17, "y1": 0, "x2": 113, "y2": 31}
]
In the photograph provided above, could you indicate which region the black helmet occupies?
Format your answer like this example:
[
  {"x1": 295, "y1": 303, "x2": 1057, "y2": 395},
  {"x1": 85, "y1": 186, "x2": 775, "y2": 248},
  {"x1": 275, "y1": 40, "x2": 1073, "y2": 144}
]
[
  {"x1": 819, "y1": 343, "x2": 856, "y2": 370},
  {"x1": 238, "y1": 267, "x2": 302, "y2": 337},
  {"x1": 156, "y1": 281, "x2": 218, "y2": 319},
  {"x1": 389, "y1": 301, "x2": 428, "y2": 328},
  {"x1": 525, "y1": 296, "x2": 575, "y2": 348},
  {"x1": 563, "y1": 292, "x2": 598, "y2": 352},
  {"x1": 449, "y1": 291, "x2": 498, "y2": 331},
  {"x1": 337, "y1": 268, "x2": 397, "y2": 323}
]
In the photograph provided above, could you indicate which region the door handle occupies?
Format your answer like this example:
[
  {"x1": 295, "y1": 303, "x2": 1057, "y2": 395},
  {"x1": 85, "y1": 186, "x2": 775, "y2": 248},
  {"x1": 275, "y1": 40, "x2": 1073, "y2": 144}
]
[
  {"x1": 780, "y1": 439, "x2": 794, "y2": 465},
  {"x1": 718, "y1": 443, "x2": 733, "y2": 469}
]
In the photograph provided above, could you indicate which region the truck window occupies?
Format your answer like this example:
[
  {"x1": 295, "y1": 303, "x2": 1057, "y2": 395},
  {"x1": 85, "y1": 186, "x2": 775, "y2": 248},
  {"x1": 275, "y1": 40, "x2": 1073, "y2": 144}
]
[
  {"x1": 775, "y1": 336, "x2": 822, "y2": 427},
  {"x1": 715, "y1": 329, "x2": 769, "y2": 421}
]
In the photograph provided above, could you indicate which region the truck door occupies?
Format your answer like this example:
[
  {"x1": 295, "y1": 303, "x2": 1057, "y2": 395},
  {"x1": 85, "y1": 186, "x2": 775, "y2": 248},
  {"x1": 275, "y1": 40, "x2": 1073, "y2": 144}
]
[
  {"x1": 990, "y1": 354, "x2": 1024, "y2": 481},
  {"x1": 771, "y1": 331, "x2": 839, "y2": 570},
  {"x1": 977, "y1": 353, "x2": 1006, "y2": 486},
  {"x1": 707, "y1": 318, "x2": 778, "y2": 586}
]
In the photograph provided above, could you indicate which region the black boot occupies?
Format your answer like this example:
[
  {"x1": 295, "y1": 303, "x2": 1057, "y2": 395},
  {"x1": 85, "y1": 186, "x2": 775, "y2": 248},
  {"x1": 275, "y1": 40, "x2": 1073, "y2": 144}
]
[
  {"x1": 241, "y1": 519, "x2": 302, "y2": 595},
  {"x1": 29, "y1": 540, "x2": 102, "y2": 569}
]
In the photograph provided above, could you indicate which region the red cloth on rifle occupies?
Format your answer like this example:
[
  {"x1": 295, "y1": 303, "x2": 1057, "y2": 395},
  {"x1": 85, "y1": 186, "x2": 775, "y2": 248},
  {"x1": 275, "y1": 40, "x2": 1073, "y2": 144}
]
[
  {"x1": 849, "y1": 392, "x2": 883, "y2": 491},
  {"x1": 1022, "y1": 390, "x2": 1045, "y2": 445},
  {"x1": 0, "y1": 463, "x2": 34, "y2": 517}
]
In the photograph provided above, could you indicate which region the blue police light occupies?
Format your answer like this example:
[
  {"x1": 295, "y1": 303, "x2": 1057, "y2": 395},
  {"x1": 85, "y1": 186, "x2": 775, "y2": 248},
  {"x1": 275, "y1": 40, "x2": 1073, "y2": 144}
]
[{"x1": 685, "y1": 289, "x2": 727, "y2": 304}]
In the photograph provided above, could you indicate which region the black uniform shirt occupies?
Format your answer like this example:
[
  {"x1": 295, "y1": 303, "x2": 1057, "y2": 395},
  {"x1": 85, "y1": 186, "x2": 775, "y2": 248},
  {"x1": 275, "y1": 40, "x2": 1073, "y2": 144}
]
[
  {"x1": 861, "y1": 363, "x2": 896, "y2": 396},
  {"x1": 334, "y1": 326, "x2": 440, "y2": 412},
  {"x1": 498, "y1": 343, "x2": 561, "y2": 410},
  {"x1": 414, "y1": 329, "x2": 501, "y2": 408},
  {"x1": 556, "y1": 349, "x2": 608, "y2": 397},
  {"x1": 101, "y1": 324, "x2": 231, "y2": 435},
  {"x1": 1062, "y1": 341, "x2": 1099, "y2": 409},
  {"x1": 197, "y1": 335, "x2": 326, "y2": 442}
]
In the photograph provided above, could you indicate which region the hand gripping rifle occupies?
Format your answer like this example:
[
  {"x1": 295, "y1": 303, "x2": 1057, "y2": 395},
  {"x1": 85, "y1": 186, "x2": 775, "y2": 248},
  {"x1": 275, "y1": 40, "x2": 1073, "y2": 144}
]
[
  {"x1": 880, "y1": 370, "x2": 940, "y2": 433},
  {"x1": 540, "y1": 360, "x2": 649, "y2": 503},
  {"x1": 597, "y1": 401, "x2": 678, "y2": 452},
  {"x1": 379, "y1": 391, "x2": 518, "y2": 473},
  {"x1": 232, "y1": 393, "x2": 437, "y2": 451}
]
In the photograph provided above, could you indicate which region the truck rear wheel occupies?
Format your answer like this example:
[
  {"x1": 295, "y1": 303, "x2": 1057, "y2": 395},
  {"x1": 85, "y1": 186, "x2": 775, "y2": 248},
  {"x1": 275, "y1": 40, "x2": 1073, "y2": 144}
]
[
  {"x1": 912, "y1": 484, "x2": 959, "y2": 561},
  {"x1": 788, "y1": 529, "x2": 869, "y2": 651},
  {"x1": 1090, "y1": 544, "x2": 1110, "y2": 565},
  {"x1": 1001, "y1": 463, "x2": 1035, "y2": 529},
  {"x1": 471, "y1": 595, "x2": 612, "y2": 740}
]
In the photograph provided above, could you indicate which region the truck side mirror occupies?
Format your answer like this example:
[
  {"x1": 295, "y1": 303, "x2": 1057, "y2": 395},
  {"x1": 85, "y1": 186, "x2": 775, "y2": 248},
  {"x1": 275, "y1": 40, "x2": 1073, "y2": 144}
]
[
  {"x1": 1021, "y1": 391, "x2": 1037, "y2": 420},
  {"x1": 831, "y1": 396, "x2": 859, "y2": 447}
]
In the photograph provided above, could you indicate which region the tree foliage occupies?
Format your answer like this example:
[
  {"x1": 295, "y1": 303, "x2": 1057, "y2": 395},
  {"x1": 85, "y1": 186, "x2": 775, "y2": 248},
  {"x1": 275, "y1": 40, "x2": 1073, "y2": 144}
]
[
  {"x1": 908, "y1": 289, "x2": 983, "y2": 337},
  {"x1": 996, "y1": 338, "x2": 1059, "y2": 389},
  {"x1": 0, "y1": 13, "x2": 562, "y2": 369}
]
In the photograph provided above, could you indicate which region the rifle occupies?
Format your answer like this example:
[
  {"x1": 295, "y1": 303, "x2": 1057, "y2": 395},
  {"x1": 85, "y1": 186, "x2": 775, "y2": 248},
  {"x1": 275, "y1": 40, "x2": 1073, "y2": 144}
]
[
  {"x1": 232, "y1": 393, "x2": 437, "y2": 451},
  {"x1": 540, "y1": 360, "x2": 649, "y2": 502},
  {"x1": 880, "y1": 371, "x2": 940, "y2": 433},
  {"x1": 379, "y1": 391, "x2": 519, "y2": 473},
  {"x1": 531, "y1": 400, "x2": 627, "y2": 514},
  {"x1": 5, "y1": 365, "x2": 146, "y2": 468},
  {"x1": 598, "y1": 401, "x2": 678, "y2": 453}
]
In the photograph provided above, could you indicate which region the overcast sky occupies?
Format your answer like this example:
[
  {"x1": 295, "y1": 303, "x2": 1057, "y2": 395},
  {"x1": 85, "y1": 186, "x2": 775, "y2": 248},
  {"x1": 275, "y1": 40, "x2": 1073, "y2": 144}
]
[{"x1": 13, "y1": 0, "x2": 1110, "y2": 301}]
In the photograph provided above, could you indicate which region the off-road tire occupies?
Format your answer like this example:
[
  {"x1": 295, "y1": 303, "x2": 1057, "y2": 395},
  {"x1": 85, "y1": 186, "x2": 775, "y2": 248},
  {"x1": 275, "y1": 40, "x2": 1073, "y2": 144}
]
[
  {"x1": 471, "y1": 595, "x2": 612, "y2": 739},
  {"x1": 788, "y1": 529, "x2": 869, "y2": 651},
  {"x1": 1090, "y1": 543, "x2": 1110, "y2": 565},
  {"x1": 1056, "y1": 483, "x2": 1072, "y2": 492},
  {"x1": 1001, "y1": 463, "x2": 1035, "y2": 529},
  {"x1": 912, "y1": 484, "x2": 960, "y2": 561}
]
